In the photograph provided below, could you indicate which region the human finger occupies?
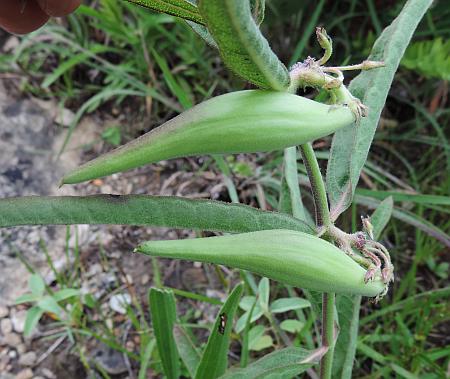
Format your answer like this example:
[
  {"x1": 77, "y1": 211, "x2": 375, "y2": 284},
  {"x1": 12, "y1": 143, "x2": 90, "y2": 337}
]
[
  {"x1": 36, "y1": 0, "x2": 81, "y2": 17},
  {"x1": 0, "y1": 0, "x2": 49, "y2": 34}
]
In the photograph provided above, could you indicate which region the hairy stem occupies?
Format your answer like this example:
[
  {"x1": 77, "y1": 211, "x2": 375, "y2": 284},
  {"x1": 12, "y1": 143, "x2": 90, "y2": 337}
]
[
  {"x1": 299, "y1": 143, "x2": 331, "y2": 227},
  {"x1": 320, "y1": 293, "x2": 336, "y2": 379}
]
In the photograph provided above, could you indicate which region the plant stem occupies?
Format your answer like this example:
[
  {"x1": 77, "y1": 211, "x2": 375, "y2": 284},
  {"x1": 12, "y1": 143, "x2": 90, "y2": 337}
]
[
  {"x1": 299, "y1": 143, "x2": 331, "y2": 227},
  {"x1": 320, "y1": 293, "x2": 335, "y2": 379},
  {"x1": 320, "y1": 292, "x2": 336, "y2": 379},
  {"x1": 298, "y1": 142, "x2": 335, "y2": 378}
]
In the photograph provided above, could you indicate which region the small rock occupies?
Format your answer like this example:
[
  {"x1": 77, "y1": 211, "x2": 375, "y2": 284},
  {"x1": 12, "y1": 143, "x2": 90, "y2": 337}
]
[
  {"x1": 109, "y1": 294, "x2": 131, "y2": 315},
  {"x1": 0, "y1": 318, "x2": 12, "y2": 334},
  {"x1": 11, "y1": 309, "x2": 27, "y2": 333},
  {"x1": 18, "y1": 351, "x2": 37, "y2": 366},
  {"x1": 140, "y1": 274, "x2": 150, "y2": 285},
  {"x1": 91, "y1": 344, "x2": 127, "y2": 375},
  {"x1": 0, "y1": 373, "x2": 14, "y2": 379},
  {"x1": 17, "y1": 344, "x2": 26, "y2": 354},
  {"x1": 8, "y1": 350, "x2": 16, "y2": 359},
  {"x1": 0, "y1": 306, "x2": 8, "y2": 318},
  {"x1": 1, "y1": 332, "x2": 21, "y2": 346},
  {"x1": 15, "y1": 368, "x2": 33, "y2": 379},
  {"x1": 0, "y1": 354, "x2": 10, "y2": 372},
  {"x1": 54, "y1": 108, "x2": 75, "y2": 127},
  {"x1": 41, "y1": 368, "x2": 56, "y2": 379}
]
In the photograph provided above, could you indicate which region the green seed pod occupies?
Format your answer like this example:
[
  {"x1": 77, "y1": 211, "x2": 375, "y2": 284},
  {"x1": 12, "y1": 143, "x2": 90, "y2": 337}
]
[
  {"x1": 62, "y1": 90, "x2": 355, "y2": 185},
  {"x1": 136, "y1": 229, "x2": 385, "y2": 297}
]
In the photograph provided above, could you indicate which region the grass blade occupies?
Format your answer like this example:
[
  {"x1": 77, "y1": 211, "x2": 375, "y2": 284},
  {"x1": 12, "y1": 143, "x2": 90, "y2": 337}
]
[
  {"x1": 356, "y1": 189, "x2": 450, "y2": 206},
  {"x1": 326, "y1": 0, "x2": 434, "y2": 217},
  {"x1": 0, "y1": 195, "x2": 313, "y2": 234},
  {"x1": 149, "y1": 288, "x2": 180, "y2": 379},
  {"x1": 198, "y1": 0, "x2": 290, "y2": 90},
  {"x1": 279, "y1": 147, "x2": 307, "y2": 222},
  {"x1": 220, "y1": 346, "x2": 320, "y2": 378},
  {"x1": 195, "y1": 283, "x2": 244, "y2": 379},
  {"x1": 126, "y1": 0, "x2": 204, "y2": 25},
  {"x1": 370, "y1": 196, "x2": 394, "y2": 240},
  {"x1": 355, "y1": 194, "x2": 450, "y2": 247}
]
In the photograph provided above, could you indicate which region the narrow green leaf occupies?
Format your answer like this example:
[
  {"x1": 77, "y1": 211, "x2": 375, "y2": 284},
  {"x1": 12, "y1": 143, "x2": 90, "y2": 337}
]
[
  {"x1": 219, "y1": 346, "x2": 319, "y2": 378},
  {"x1": 15, "y1": 294, "x2": 39, "y2": 305},
  {"x1": 327, "y1": 0, "x2": 433, "y2": 217},
  {"x1": 279, "y1": 147, "x2": 307, "y2": 222},
  {"x1": 356, "y1": 189, "x2": 450, "y2": 206},
  {"x1": 198, "y1": 0, "x2": 290, "y2": 90},
  {"x1": 138, "y1": 339, "x2": 156, "y2": 379},
  {"x1": 126, "y1": 0, "x2": 205, "y2": 25},
  {"x1": 29, "y1": 274, "x2": 45, "y2": 297},
  {"x1": 195, "y1": 283, "x2": 244, "y2": 379},
  {"x1": 149, "y1": 288, "x2": 180, "y2": 379},
  {"x1": 332, "y1": 294, "x2": 361, "y2": 379},
  {"x1": 186, "y1": 21, "x2": 218, "y2": 48},
  {"x1": 151, "y1": 48, "x2": 193, "y2": 110},
  {"x1": 258, "y1": 278, "x2": 270, "y2": 312},
  {"x1": 173, "y1": 324, "x2": 202, "y2": 377},
  {"x1": 23, "y1": 306, "x2": 44, "y2": 337},
  {"x1": 280, "y1": 319, "x2": 304, "y2": 334},
  {"x1": 37, "y1": 296, "x2": 64, "y2": 316},
  {"x1": 0, "y1": 195, "x2": 314, "y2": 235},
  {"x1": 52, "y1": 289, "x2": 80, "y2": 302},
  {"x1": 269, "y1": 298, "x2": 311, "y2": 314},
  {"x1": 369, "y1": 196, "x2": 394, "y2": 240},
  {"x1": 333, "y1": 196, "x2": 393, "y2": 378}
]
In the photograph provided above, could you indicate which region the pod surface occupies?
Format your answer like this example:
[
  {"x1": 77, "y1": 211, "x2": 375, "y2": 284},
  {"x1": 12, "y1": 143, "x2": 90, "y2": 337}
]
[
  {"x1": 62, "y1": 90, "x2": 355, "y2": 184},
  {"x1": 136, "y1": 229, "x2": 385, "y2": 297}
]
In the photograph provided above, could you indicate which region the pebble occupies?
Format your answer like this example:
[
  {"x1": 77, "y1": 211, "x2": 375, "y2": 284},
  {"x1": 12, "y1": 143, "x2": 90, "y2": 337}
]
[
  {"x1": 11, "y1": 309, "x2": 27, "y2": 333},
  {"x1": 41, "y1": 368, "x2": 56, "y2": 379},
  {"x1": 109, "y1": 293, "x2": 131, "y2": 314},
  {"x1": 0, "y1": 318, "x2": 12, "y2": 334},
  {"x1": 0, "y1": 306, "x2": 8, "y2": 318},
  {"x1": 18, "y1": 351, "x2": 37, "y2": 366},
  {"x1": 1, "y1": 332, "x2": 21, "y2": 346},
  {"x1": 17, "y1": 344, "x2": 26, "y2": 354},
  {"x1": 15, "y1": 369, "x2": 33, "y2": 379}
]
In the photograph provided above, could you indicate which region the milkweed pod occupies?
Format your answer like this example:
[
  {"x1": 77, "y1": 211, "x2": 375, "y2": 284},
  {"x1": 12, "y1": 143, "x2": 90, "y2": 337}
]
[
  {"x1": 62, "y1": 90, "x2": 355, "y2": 184},
  {"x1": 135, "y1": 230, "x2": 386, "y2": 297}
]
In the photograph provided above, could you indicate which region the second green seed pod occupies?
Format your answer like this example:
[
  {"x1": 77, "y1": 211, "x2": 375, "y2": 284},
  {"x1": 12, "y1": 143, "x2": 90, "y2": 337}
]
[
  {"x1": 62, "y1": 90, "x2": 355, "y2": 184},
  {"x1": 136, "y1": 229, "x2": 385, "y2": 297}
]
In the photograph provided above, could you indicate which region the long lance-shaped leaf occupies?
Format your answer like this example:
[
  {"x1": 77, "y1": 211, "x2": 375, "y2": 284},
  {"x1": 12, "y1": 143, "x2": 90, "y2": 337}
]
[
  {"x1": 149, "y1": 288, "x2": 180, "y2": 379},
  {"x1": 198, "y1": 0, "x2": 290, "y2": 90},
  {"x1": 126, "y1": 0, "x2": 205, "y2": 25},
  {"x1": 0, "y1": 195, "x2": 314, "y2": 234},
  {"x1": 220, "y1": 346, "x2": 321, "y2": 379},
  {"x1": 326, "y1": 0, "x2": 433, "y2": 218},
  {"x1": 332, "y1": 197, "x2": 394, "y2": 379},
  {"x1": 195, "y1": 283, "x2": 244, "y2": 379}
]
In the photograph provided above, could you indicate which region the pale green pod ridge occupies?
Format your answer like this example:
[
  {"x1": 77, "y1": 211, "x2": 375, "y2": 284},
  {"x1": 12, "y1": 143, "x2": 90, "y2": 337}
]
[
  {"x1": 62, "y1": 91, "x2": 355, "y2": 184},
  {"x1": 136, "y1": 230, "x2": 385, "y2": 297}
]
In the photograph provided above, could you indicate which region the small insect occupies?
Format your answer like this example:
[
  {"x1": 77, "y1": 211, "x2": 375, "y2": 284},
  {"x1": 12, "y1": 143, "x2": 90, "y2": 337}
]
[{"x1": 218, "y1": 313, "x2": 227, "y2": 335}]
